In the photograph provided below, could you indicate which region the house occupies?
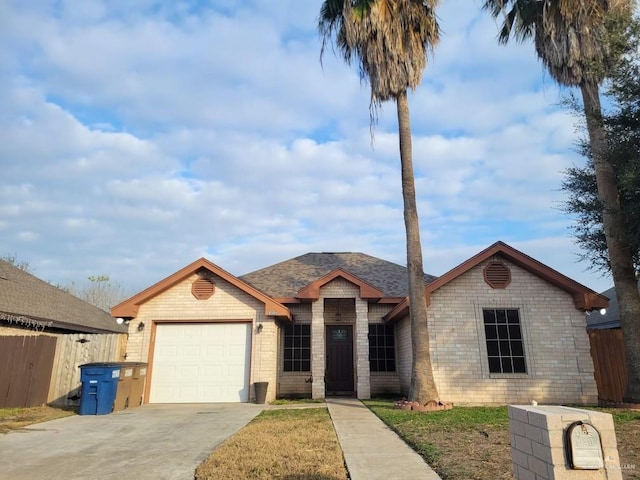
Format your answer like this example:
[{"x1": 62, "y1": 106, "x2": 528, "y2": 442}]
[
  {"x1": 112, "y1": 241, "x2": 608, "y2": 405},
  {"x1": 0, "y1": 259, "x2": 126, "y2": 335},
  {"x1": 0, "y1": 260, "x2": 127, "y2": 408}
]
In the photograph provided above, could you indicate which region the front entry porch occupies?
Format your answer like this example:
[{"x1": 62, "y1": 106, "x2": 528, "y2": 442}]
[
  {"x1": 325, "y1": 325, "x2": 355, "y2": 395},
  {"x1": 311, "y1": 290, "x2": 371, "y2": 400}
]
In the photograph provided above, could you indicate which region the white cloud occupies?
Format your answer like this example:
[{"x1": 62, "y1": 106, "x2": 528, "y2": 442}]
[{"x1": 0, "y1": 0, "x2": 612, "y2": 297}]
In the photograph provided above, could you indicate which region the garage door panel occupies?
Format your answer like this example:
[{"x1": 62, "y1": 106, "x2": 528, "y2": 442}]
[
  {"x1": 206, "y1": 345, "x2": 224, "y2": 356},
  {"x1": 182, "y1": 346, "x2": 201, "y2": 358},
  {"x1": 203, "y1": 365, "x2": 223, "y2": 376},
  {"x1": 150, "y1": 323, "x2": 251, "y2": 403}
]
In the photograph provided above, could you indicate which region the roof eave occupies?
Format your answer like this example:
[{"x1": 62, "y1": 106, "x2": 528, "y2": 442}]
[
  {"x1": 111, "y1": 258, "x2": 291, "y2": 321},
  {"x1": 383, "y1": 297, "x2": 409, "y2": 323},
  {"x1": 296, "y1": 268, "x2": 384, "y2": 301},
  {"x1": 424, "y1": 241, "x2": 609, "y2": 311}
]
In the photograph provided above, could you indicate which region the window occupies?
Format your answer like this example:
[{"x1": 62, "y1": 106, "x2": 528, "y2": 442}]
[
  {"x1": 283, "y1": 325, "x2": 311, "y2": 372},
  {"x1": 369, "y1": 324, "x2": 396, "y2": 372},
  {"x1": 483, "y1": 309, "x2": 527, "y2": 374}
]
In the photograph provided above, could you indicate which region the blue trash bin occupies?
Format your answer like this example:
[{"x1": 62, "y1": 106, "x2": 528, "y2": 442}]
[{"x1": 78, "y1": 363, "x2": 121, "y2": 415}]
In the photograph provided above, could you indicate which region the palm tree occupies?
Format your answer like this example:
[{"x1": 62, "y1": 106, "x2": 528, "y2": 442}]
[
  {"x1": 484, "y1": 0, "x2": 640, "y2": 402},
  {"x1": 318, "y1": 0, "x2": 440, "y2": 403}
]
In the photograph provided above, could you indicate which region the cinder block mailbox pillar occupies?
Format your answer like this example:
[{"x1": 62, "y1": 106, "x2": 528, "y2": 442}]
[{"x1": 508, "y1": 405, "x2": 622, "y2": 480}]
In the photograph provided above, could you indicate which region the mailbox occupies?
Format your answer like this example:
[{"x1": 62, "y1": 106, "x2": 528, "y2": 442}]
[{"x1": 565, "y1": 421, "x2": 605, "y2": 470}]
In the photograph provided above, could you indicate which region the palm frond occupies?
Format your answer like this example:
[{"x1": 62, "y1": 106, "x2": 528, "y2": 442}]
[
  {"x1": 484, "y1": 0, "x2": 635, "y2": 86},
  {"x1": 318, "y1": 0, "x2": 440, "y2": 108}
]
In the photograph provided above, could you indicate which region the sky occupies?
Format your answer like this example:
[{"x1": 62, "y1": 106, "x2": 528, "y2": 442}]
[{"x1": 0, "y1": 0, "x2": 615, "y2": 299}]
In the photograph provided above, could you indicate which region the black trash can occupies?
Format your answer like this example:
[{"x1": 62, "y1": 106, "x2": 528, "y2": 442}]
[{"x1": 254, "y1": 382, "x2": 268, "y2": 404}]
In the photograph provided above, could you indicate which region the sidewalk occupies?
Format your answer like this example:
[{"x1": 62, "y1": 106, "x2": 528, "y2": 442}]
[{"x1": 327, "y1": 398, "x2": 442, "y2": 480}]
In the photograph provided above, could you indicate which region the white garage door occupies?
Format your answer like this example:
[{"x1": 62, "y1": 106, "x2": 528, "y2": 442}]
[{"x1": 149, "y1": 323, "x2": 251, "y2": 403}]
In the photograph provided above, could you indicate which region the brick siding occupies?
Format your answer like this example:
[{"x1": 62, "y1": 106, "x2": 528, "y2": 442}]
[
  {"x1": 398, "y1": 257, "x2": 597, "y2": 404},
  {"x1": 127, "y1": 272, "x2": 277, "y2": 402},
  {"x1": 508, "y1": 405, "x2": 621, "y2": 479}
]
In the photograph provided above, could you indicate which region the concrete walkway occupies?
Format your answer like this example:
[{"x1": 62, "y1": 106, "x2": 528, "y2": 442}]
[{"x1": 327, "y1": 398, "x2": 442, "y2": 480}]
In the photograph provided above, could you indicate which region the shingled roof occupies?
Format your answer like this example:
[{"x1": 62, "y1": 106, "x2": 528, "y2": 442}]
[
  {"x1": 239, "y1": 252, "x2": 437, "y2": 299},
  {"x1": 0, "y1": 260, "x2": 127, "y2": 334}
]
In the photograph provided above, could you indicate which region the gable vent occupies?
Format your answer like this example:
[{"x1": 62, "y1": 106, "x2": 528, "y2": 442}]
[
  {"x1": 483, "y1": 262, "x2": 511, "y2": 289},
  {"x1": 192, "y1": 277, "x2": 215, "y2": 300}
]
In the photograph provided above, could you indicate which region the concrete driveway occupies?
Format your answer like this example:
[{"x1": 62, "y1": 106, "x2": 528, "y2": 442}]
[{"x1": 0, "y1": 403, "x2": 264, "y2": 480}]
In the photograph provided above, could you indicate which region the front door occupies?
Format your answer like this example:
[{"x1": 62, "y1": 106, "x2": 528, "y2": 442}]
[{"x1": 325, "y1": 325, "x2": 354, "y2": 395}]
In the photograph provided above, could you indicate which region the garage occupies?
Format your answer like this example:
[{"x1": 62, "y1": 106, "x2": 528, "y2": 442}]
[{"x1": 149, "y1": 322, "x2": 251, "y2": 403}]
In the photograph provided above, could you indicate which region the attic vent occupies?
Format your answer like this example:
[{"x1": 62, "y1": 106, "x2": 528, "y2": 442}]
[
  {"x1": 483, "y1": 262, "x2": 511, "y2": 289},
  {"x1": 192, "y1": 277, "x2": 215, "y2": 300}
]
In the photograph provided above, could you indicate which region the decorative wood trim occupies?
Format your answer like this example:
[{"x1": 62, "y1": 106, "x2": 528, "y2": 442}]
[
  {"x1": 297, "y1": 268, "x2": 384, "y2": 301},
  {"x1": 192, "y1": 277, "x2": 215, "y2": 300},
  {"x1": 111, "y1": 258, "x2": 290, "y2": 320},
  {"x1": 483, "y1": 262, "x2": 511, "y2": 289},
  {"x1": 384, "y1": 241, "x2": 609, "y2": 323}
]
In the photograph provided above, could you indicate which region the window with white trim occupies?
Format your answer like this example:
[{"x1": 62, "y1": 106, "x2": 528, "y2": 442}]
[{"x1": 483, "y1": 309, "x2": 527, "y2": 374}]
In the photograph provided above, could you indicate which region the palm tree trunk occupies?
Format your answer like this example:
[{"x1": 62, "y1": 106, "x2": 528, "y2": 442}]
[
  {"x1": 396, "y1": 90, "x2": 440, "y2": 404},
  {"x1": 581, "y1": 79, "x2": 640, "y2": 403}
]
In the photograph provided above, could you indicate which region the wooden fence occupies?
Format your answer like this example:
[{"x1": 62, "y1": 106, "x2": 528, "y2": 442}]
[
  {"x1": 0, "y1": 336, "x2": 58, "y2": 408},
  {"x1": 588, "y1": 328, "x2": 628, "y2": 404},
  {"x1": 48, "y1": 333, "x2": 127, "y2": 407}
]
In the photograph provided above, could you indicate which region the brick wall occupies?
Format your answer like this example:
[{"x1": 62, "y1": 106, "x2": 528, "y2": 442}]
[
  {"x1": 508, "y1": 405, "x2": 621, "y2": 479},
  {"x1": 278, "y1": 304, "x2": 312, "y2": 398},
  {"x1": 370, "y1": 373, "x2": 401, "y2": 396},
  {"x1": 126, "y1": 272, "x2": 278, "y2": 401},
  {"x1": 400, "y1": 257, "x2": 597, "y2": 404},
  {"x1": 397, "y1": 317, "x2": 412, "y2": 396},
  {"x1": 278, "y1": 290, "x2": 399, "y2": 399},
  {"x1": 369, "y1": 303, "x2": 401, "y2": 396}
]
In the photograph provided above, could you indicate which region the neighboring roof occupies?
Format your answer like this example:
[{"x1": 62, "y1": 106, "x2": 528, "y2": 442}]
[
  {"x1": 386, "y1": 241, "x2": 609, "y2": 322},
  {"x1": 111, "y1": 258, "x2": 291, "y2": 319},
  {"x1": 586, "y1": 286, "x2": 618, "y2": 329},
  {"x1": 587, "y1": 282, "x2": 640, "y2": 329},
  {"x1": 0, "y1": 260, "x2": 126, "y2": 334},
  {"x1": 240, "y1": 252, "x2": 436, "y2": 300}
]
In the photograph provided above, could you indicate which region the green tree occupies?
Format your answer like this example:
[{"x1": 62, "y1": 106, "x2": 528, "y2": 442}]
[
  {"x1": 484, "y1": 0, "x2": 640, "y2": 401},
  {"x1": 319, "y1": 0, "x2": 440, "y2": 403},
  {"x1": 562, "y1": 16, "x2": 640, "y2": 276}
]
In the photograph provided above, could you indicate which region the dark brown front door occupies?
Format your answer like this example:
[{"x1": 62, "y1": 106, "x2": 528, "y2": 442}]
[{"x1": 325, "y1": 325, "x2": 354, "y2": 395}]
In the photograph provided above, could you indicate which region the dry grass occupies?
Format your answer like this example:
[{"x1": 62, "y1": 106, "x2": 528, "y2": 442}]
[
  {"x1": 0, "y1": 405, "x2": 75, "y2": 434},
  {"x1": 196, "y1": 408, "x2": 348, "y2": 480},
  {"x1": 366, "y1": 401, "x2": 640, "y2": 480}
]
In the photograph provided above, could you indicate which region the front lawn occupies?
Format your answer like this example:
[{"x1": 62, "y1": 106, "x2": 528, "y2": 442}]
[
  {"x1": 365, "y1": 400, "x2": 640, "y2": 480},
  {"x1": 0, "y1": 405, "x2": 75, "y2": 434},
  {"x1": 196, "y1": 408, "x2": 348, "y2": 480}
]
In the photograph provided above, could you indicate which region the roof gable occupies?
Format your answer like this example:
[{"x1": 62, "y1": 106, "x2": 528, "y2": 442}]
[
  {"x1": 240, "y1": 252, "x2": 435, "y2": 299},
  {"x1": 111, "y1": 258, "x2": 291, "y2": 319},
  {"x1": 385, "y1": 241, "x2": 608, "y2": 322},
  {"x1": 297, "y1": 268, "x2": 384, "y2": 301},
  {"x1": 0, "y1": 260, "x2": 125, "y2": 334}
]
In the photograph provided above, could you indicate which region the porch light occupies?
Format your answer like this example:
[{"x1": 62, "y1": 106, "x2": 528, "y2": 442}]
[
  {"x1": 599, "y1": 308, "x2": 606, "y2": 315},
  {"x1": 137, "y1": 322, "x2": 145, "y2": 332}
]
